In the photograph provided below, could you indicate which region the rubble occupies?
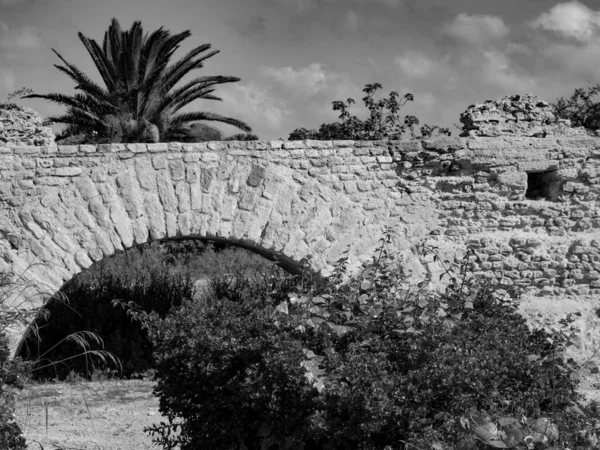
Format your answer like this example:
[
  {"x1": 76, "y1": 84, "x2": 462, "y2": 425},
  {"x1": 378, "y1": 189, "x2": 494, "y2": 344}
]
[
  {"x1": 0, "y1": 104, "x2": 55, "y2": 146},
  {"x1": 459, "y1": 94, "x2": 597, "y2": 137}
]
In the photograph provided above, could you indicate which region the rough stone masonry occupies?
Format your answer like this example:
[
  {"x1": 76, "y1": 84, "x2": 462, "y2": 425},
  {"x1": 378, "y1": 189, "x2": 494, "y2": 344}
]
[{"x1": 0, "y1": 95, "x2": 599, "y2": 363}]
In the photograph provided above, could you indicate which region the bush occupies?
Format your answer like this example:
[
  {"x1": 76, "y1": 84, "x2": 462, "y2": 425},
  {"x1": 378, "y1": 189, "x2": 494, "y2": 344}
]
[
  {"x1": 0, "y1": 265, "x2": 120, "y2": 448},
  {"x1": 224, "y1": 133, "x2": 260, "y2": 141},
  {"x1": 551, "y1": 84, "x2": 600, "y2": 130},
  {"x1": 288, "y1": 83, "x2": 451, "y2": 141},
  {"x1": 19, "y1": 240, "x2": 287, "y2": 379},
  {"x1": 138, "y1": 236, "x2": 600, "y2": 450}
]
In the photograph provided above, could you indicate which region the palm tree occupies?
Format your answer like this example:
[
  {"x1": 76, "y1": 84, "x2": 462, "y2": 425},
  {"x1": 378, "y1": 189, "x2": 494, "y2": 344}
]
[{"x1": 23, "y1": 18, "x2": 251, "y2": 143}]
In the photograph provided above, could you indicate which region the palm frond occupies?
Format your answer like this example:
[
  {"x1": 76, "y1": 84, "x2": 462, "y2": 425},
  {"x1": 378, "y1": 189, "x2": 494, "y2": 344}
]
[
  {"x1": 78, "y1": 32, "x2": 117, "y2": 91},
  {"x1": 160, "y1": 44, "x2": 215, "y2": 93},
  {"x1": 49, "y1": 49, "x2": 113, "y2": 107},
  {"x1": 170, "y1": 111, "x2": 252, "y2": 132},
  {"x1": 158, "y1": 76, "x2": 240, "y2": 114}
]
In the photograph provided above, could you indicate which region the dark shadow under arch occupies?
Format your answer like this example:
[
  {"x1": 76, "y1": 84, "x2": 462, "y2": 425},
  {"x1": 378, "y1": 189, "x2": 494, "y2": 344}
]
[{"x1": 16, "y1": 237, "x2": 313, "y2": 378}]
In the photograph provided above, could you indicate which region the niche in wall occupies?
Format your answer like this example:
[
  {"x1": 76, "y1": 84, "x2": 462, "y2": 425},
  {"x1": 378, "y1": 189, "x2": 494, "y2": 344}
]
[{"x1": 525, "y1": 170, "x2": 559, "y2": 200}]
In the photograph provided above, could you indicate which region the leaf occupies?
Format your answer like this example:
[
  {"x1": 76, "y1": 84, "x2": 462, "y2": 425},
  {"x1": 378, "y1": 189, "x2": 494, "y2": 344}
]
[
  {"x1": 275, "y1": 302, "x2": 288, "y2": 315},
  {"x1": 403, "y1": 306, "x2": 415, "y2": 313},
  {"x1": 502, "y1": 426, "x2": 523, "y2": 448},
  {"x1": 567, "y1": 402, "x2": 585, "y2": 416},
  {"x1": 464, "y1": 301, "x2": 474, "y2": 309},
  {"x1": 474, "y1": 423, "x2": 504, "y2": 444},
  {"x1": 431, "y1": 443, "x2": 444, "y2": 450},
  {"x1": 418, "y1": 298, "x2": 428, "y2": 308},
  {"x1": 303, "y1": 349, "x2": 316, "y2": 359},
  {"x1": 436, "y1": 308, "x2": 447, "y2": 318},
  {"x1": 442, "y1": 318, "x2": 454, "y2": 330},
  {"x1": 330, "y1": 325, "x2": 346, "y2": 336},
  {"x1": 361, "y1": 280, "x2": 372, "y2": 291},
  {"x1": 459, "y1": 416, "x2": 470, "y2": 429},
  {"x1": 456, "y1": 436, "x2": 477, "y2": 450},
  {"x1": 312, "y1": 296, "x2": 327, "y2": 305},
  {"x1": 370, "y1": 305, "x2": 383, "y2": 317},
  {"x1": 498, "y1": 417, "x2": 518, "y2": 427},
  {"x1": 532, "y1": 418, "x2": 559, "y2": 440},
  {"x1": 314, "y1": 379, "x2": 325, "y2": 393},
  {"x1": 257, "y1": 422, "x2": 271, "y2": 437},
  {"x1": 304, "y1": 318, "x2": 316, "y2": 329},
  {"x1": 526, "y1": 354, "x2": 540, "y2": 362}
]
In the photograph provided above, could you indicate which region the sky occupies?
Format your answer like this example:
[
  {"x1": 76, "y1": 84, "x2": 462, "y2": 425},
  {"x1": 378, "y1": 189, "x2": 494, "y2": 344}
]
[{"x1": 1, "y1": 0, "x2": 600, "y2": 140}]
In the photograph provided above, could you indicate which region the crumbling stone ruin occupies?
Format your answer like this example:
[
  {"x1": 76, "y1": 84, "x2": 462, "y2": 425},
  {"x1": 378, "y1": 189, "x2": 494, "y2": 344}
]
[
  {"x1": 0, "y1": 94, "x2": 599, "y2": 365},
  {"x1": 459, "y1": 93, "x2": 596, "y2": 138},
  {"x1": 0, "y1": 104, "x2": 55, "y2": 146}
]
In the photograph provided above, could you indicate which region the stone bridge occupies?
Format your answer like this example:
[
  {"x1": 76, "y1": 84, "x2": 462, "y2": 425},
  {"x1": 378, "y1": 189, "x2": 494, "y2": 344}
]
[{"x1": 0, "y1": 95, "x2": 599, "y2": 359}]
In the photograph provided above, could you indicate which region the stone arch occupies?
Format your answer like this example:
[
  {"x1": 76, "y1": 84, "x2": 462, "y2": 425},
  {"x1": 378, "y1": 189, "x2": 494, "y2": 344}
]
[{"x1": 1, "y1": 141, "x2": 426, "y2": 354}]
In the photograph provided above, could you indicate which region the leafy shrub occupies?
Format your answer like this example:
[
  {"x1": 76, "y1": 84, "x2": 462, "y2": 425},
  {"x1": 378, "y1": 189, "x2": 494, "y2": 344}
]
[
  {"x1": 138, "y1": 235, "x2": 600, "y2": 450},
  {"x1": 288, "y1": 83, "x2": 451, "y2": 141},
  {"x1": 224, "y1": 133, "x2": 260, "y2": 141},
  {"x1": 551, "y1": 84, "x2": 600, "y2": 130},
  {"x1": 20, "y1": 240, "x2": 287, "y2": 379},
  {"x1": 1, "y1": 265, "x2": 118, "y2": 449}
]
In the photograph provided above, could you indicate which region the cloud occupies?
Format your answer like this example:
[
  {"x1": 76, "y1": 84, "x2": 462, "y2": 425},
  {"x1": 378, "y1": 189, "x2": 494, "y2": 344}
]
[
  {"x1": 344, "y1": 10, "x2": 362, "y2": 31},
  {"x1": 478, "y1": 49, "x2": 537, "y2": 93},
  {"x1": 261, "y1": 63, "x2": 338, "y2": 95},
  {"x1": 395, "y1": 50, "x2": 435, "y2": 78},
  {"x1": 0, "y1": 0, "x2": 29, "y2": 6},
  {"x1": 270, "y1": 0, "x2": 402, "y2": 12},
  {"x1": 529, "y1": 1, "x2": 600, "y2": 44},
  {"x1": 216, "y1": 82, "x2": 290, "y2": 131},
  {"x1": 237, "y1": 16, "x2": 268, "y2": 39},
  {"x1": 0, "y1": 68, "x2": 15, "y2": 92},
  {"x1": 0, "y1": 22, "x2": 42, "y2": 50},
  {"x1": 442, "y1": 12, "x2": 509, "y2": 47}
]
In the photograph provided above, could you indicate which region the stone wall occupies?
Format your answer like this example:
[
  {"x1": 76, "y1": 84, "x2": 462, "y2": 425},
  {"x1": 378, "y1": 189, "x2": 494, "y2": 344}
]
[
  {"x1": 0, "y1": 96, "x2": 599, "y2": 361},
  {"x1": 0, "y1": 104, "x2": 55, "y2": 146}
]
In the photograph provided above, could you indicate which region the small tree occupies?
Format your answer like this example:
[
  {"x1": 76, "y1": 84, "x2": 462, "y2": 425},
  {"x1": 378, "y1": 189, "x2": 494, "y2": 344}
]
[
  {"x1": 223, "y1": 133, "x2": 260, "y2": 141},
  {"x1": 289, "y1": 83, "x2": 451, "y2": 140},
  {"x1": 551, "y1": 84, "x2": 600, "y2": 130}
]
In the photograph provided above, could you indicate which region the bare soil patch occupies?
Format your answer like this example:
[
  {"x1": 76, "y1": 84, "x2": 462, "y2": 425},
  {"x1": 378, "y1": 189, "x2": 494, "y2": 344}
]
[
  {"x1": 13, "y1": 373, "x2": 600, "y2": 450},
  {"x1": 15, "y1": 379, "x2": 162, "y2": 450}
]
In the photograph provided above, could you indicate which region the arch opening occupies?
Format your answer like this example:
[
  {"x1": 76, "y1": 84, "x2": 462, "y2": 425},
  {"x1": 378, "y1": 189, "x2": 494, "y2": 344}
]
[{"x1": 15, "y1": 237, "x2": 310, "y2": 380}]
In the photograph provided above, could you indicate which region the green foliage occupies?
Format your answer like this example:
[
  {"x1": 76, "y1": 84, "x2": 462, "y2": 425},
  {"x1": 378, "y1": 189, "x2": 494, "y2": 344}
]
[
  {"x1": 1, "y1": 267, "x2": 119, "y2": 448},
  {"x1": 21, "y1": 18, "x2": 251, "y2": 144},
  {"x1": 288, "y1": 83, "x2": 451, "y2": 141},
  {"x1": 20, "y1": 241, "x2": 286, "y2": 380},
  {"x1": 551, "y1": 84, "x2": 600, "y2": 130},
  {"x1": 224, "y1": 133, "x2": 260, "y2": 141},
  {"x1": 136, "y1": 233, "x2": 600, "y2": 450},
  {"x1": 19, "y1": 242, "x2": 195, "y2": 379}
]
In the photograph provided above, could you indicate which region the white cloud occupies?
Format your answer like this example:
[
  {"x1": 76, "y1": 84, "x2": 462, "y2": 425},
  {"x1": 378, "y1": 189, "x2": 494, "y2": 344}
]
[
  {"x1": 529, "y1": 1, "x2": 600, "y2": 44},
  {"x1": 261, "y1": 63, "x2": 338, "y2": 95},
  {"x1": 272, "y1": 0, "x2": 402, "y2": 11},
  {"x1": 352, "y1": 0, "x2": 402, "y2": 6},
  {"x1": 395, "y1": 50, "x2": 435, "y2": 78},
  {"x1": 344, "y1": 10, "x2": 362, "y2": 31},
  {"x1": 477, "y1": 49, "x2": 537, "y2": 93},
  {"x1": 0, "y1": 68, "x2": 15, "y2": 92},
  {"x1": 217, "y1": 82, "x2": 290, "y2": 130},
  {"x1": 0, "y1": 22, "x2": 41, "y2": 50},
  {"x1": 0, "y1": 0, "x2": 28, "y2": 6},
  {"x1": 443, "y1": 13, "x2": 509, "y2": 47}
]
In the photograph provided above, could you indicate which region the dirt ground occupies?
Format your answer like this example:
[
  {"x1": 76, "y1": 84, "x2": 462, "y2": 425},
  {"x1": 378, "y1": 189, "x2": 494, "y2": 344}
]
[
  {"x1": 15, "y1": 379, "x2": 163, "y2": 450},
  {"x1": 13, "y1": 373, "x2": 600, "y2": 450}
]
